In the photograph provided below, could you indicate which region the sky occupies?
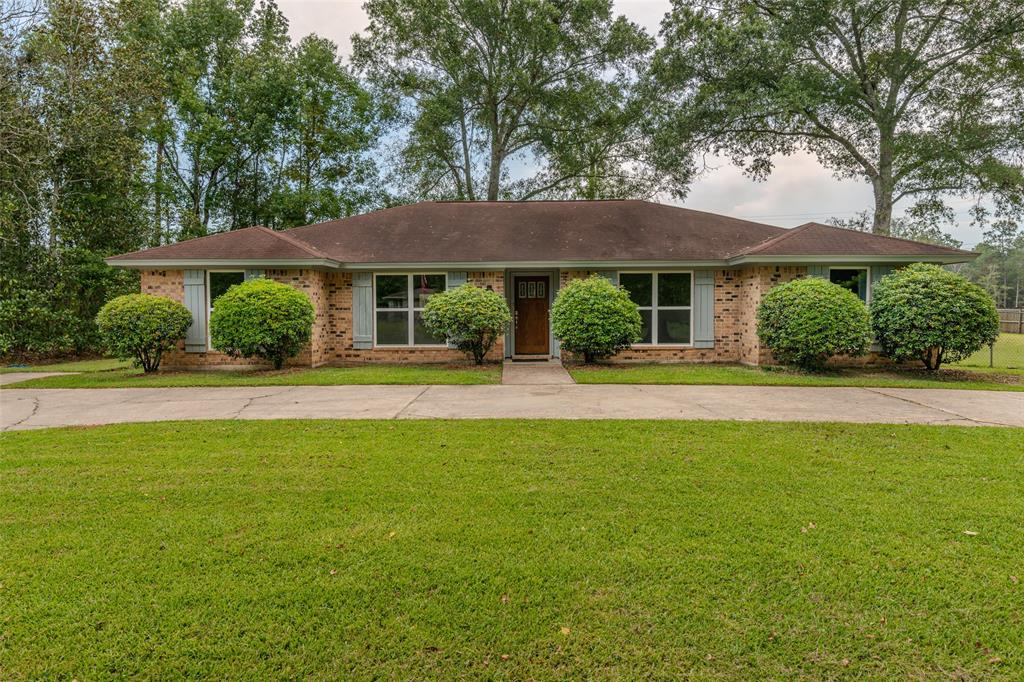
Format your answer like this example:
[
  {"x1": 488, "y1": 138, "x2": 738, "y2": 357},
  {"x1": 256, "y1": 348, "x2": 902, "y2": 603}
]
[{"x1": 275, "y1": 0, "x2": 983, "y2": 245}]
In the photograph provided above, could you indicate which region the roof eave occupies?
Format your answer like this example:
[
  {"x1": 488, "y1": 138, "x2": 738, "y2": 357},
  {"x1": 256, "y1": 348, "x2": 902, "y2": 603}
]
[
  {"x1": 726, "y1": 253, "x2": 976, "y2": 265},
  {"x1": 105, "y1": 257, "x2": 342, "y2": 269}
]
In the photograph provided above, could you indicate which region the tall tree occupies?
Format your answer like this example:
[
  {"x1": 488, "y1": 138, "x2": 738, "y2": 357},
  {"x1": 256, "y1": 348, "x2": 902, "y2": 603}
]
[
  {"x1": 269, "y1": 35, "x2": 381, "y2": 227},
  {"x1": 158, "y1": 0, "x2": 382, "y2": 237},
  {"x1": 352, "y1": 0, "x2": 662, "y2": 201},
  {"x1": 651, "y1": 0, "x2": 1024, "y2": 234}
]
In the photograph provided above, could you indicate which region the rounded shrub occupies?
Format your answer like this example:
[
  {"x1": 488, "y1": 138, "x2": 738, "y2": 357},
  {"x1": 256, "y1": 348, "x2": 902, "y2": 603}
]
[
  {"x1": 870, "y1": 263, "x2": 999, "y2": 370},
  {"x1": 95, "y1": 294, "x2": 192, "y2": 373},
  {"x1": 756, "y1": 277, "x2": 872, "y2": 370},
  {"x1": 421, "y1": 283, "x2": 511, "y2": 364},
  {"x1": 551, "y1": 275, "x2": 642, "y2": 363},
  {"x1": 209, "y1": 278, "x2": 315, "y2": 370}
]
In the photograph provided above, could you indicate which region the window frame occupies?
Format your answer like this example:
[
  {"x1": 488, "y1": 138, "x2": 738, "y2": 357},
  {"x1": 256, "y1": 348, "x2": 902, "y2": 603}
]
[
  {"x1": 827, "y1": 266, "x2": 871, "y2": 303},
  {"x1": 372, "y1": 272, "x2": 448, "y2": 347},
  {"x1": 617, "y1": 270, "x2": 694, "y2": 347},
  {"x1": 206, "y1": 269, "x2": 246, "y2": 348}
]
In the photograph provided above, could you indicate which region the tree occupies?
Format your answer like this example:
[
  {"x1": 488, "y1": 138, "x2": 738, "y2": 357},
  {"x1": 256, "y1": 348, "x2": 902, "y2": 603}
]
[
  {"x1": 551, "y1": 275, "x2": 642, "y2": 363},
  {"x1": 352, "y1": 0, "x2": 663, "y2": 201},
  {"x1": 651, "y1": 0, "x2": 1024, "y2": 234},
  {"x1": 870, "y1": 263, "x2": 999, "y2": 370},
  {"x1": 96, "y1": 294, "x2": 192, "y2": 372},
  {"x1": 421, "y1": 283, "x2": 510, "y2": 364},
  {"x1": 828, "y1": 199, "x2": 962, "y2": 248},
  {"x1": 962, "y1": 209, "x2": 1024, "y2": 307},
  {"x1": 269, "y1": 35, "x2": 382, "y2": 227},
  {"x1": 756, "y1": 277, "x2": 872, "y2": 369},
  {"x1": 157, "y1": 0, "x2": 383, "y2": 237},
  {"x1": 209, "y1": 278, "x2": 315, "y2": 369}
]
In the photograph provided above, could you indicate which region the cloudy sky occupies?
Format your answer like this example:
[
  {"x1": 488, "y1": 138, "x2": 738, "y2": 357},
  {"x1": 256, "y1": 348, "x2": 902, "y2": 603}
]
[{"x1": 276, "y1": 0, "x2": 983, "y2": 245}]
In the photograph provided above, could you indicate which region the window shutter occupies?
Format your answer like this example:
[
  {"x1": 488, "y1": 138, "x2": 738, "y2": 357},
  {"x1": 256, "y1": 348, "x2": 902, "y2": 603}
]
[
  {"x1": 445, "y1": 272, "x2": 468, "y2": 348},
  {"x1": 807, "y1": 265, "x2": 828, "y2": 279},
  {"x1": 871, "y1": 265, "x2": 893, "y2": 287},
  {"x1": 352, "y1": 272, "x2": 373, "y2": 349},
  {"x1": 595, "y1": 270, "x2": 618, "y2": 285},
  {"x1": 244, "y1": 269, "x2": 264, "y2": 281},
  {"x1": 183, "y1": 269, "x2": 207, "y2": 353},
  {"x1": 693, "y1": 270, "x2": 715, "y2": 348}
]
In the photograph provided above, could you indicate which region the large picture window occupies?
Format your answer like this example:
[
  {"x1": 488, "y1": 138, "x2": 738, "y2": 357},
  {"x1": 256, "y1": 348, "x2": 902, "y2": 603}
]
[
  {"x1": 619, "y1": 272, "x2": 693, "y2": 345},
  {"x1": 829, "y1": 267, "x2": 869, "y2": 302},
  {"x1": 375, "y1": 274, "x2": 447, "y2": 345}
]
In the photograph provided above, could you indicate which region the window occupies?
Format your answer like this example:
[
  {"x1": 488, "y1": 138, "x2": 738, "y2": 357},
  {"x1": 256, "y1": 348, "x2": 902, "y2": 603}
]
[
  {"x1": 619, "y1": 272, "x2": 692, "y2": 344},
  {"x1": 829, "y1": 268, "x2": 869, "y2": 302},
  {"x1": 208, "y1": 271, "x2": 245, "y2": 314},
  {"x1": 375, "y1": 274, "x2": 447, "y2": 345}
]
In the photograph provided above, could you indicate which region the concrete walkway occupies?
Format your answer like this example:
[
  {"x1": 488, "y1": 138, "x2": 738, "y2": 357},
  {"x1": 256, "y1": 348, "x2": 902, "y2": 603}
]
[
  {"x1": 2, "y1": 384, "x2": 1021, "y2": 430},
  {"x1": 501, "y1": 360, "x2": 575, "y2": 385},
  {"x1": 0, "y1": 372, "x2": 74, "y2": 386}
]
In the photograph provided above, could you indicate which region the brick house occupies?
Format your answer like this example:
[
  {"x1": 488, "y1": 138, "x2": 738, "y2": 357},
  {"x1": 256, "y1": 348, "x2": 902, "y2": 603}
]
[{"x1": 106, "y1": 200, "x2": 974, "y2": 368}]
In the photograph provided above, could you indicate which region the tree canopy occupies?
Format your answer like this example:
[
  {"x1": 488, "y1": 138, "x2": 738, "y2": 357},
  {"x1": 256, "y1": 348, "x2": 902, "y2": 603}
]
[
  {"x1": 650, "y1": 0, "x2": 1024, "y2": 234},
  {"x1": 353, "y1": 0, "x2": 668, "y2": 201}
]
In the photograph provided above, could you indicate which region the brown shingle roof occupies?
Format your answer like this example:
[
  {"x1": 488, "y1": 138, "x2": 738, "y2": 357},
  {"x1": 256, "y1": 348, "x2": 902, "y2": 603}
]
[
  {"x1": 284, "y1": 200, "x2": 787, "y2": 262},
  {"x1": 107, "y1": 201, "x2": 976, "y2": 265},
  {"x1": 110, "y1": 225, "x2": 332, "y2": 262},
  {"x1": 737, "y1": 222, "x2": 973, "y2": 258}
]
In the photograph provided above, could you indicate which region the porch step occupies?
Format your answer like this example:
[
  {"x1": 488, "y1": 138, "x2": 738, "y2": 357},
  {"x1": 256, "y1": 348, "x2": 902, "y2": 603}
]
[{"x1": 501, "y1": 360, "x2": 575, "y2": 385}]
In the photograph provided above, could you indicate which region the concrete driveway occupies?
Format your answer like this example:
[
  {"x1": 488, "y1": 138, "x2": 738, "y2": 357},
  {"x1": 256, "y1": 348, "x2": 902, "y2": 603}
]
[{"x1": 2, "y1": 384, "x2": 1022, "y2": 430}]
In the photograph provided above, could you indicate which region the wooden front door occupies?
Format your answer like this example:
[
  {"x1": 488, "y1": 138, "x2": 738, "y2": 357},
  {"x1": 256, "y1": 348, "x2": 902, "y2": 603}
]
[{"x1": 514, "y1": 275, "x2": 550, "y2": 355}]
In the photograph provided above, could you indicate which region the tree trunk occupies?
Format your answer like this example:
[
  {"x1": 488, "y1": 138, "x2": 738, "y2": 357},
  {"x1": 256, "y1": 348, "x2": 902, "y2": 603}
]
[
  {"x1": 871, "y1": 174, "x2": 894, "y2": 236},
  {"x1": 871, "y1": 136, "x2": 895, "y2": 235},
  {"x1": 153, "y1": 139, "x2": 163, "y2": 247},
  {"x1": 486, "y1": 144, "x2": 502, "y2": 200}
]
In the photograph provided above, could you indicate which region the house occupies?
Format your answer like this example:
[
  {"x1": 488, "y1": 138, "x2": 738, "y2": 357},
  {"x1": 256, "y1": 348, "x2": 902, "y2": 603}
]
[{"x1": 106, "y1": 200, "x2": 974, "y2": 367}]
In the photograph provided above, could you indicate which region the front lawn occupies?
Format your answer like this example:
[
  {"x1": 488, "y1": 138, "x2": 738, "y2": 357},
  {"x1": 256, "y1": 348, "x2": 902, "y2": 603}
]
[
  {"x1": 570, "y1": 362, "x2": 1024, "y2": 391},
  {"x1": 1, "y1": 420, "x2": 1021, "y2": 679},
  {"x1": 5, "y1": 363, "x2": 501, "y2": 387},
  {"x1": 953, "y1": 332, "x2": 1024, "y2": 371}
]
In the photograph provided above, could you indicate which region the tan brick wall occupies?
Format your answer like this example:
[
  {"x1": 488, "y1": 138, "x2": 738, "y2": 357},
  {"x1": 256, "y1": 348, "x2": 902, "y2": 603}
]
[
  {"x1": 140, "y1": 269, "x2": 507, "y2": 368},
  {"x1": 558, "y1": 266, "x2": 810, "y2": 365},
  {"x1": 141, "y1": 264, "x2": 885, "y2": 369},
  {"x1": 335, "y1": 271, "x2": 505, "y2": 363},
  {"x1": 141, "y1": 269, "x2": 325, "y2": 369}
]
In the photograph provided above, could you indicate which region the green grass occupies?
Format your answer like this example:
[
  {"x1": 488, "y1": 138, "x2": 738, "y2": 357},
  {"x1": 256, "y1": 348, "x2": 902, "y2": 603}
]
[
  {"x1": 0, "y1": 357, "x2": 129, "y2": 373},
  {"x1": 570, "y1": 362, "x2": 1024, "y2": 391},
  {"x1": 1, "y1": 420, "x2": 1022, "y2": 679},
  {"x1": 5, "y1": 363, "x2": 501, "y2": 387},
  {"x1": 953, "y1": 332, "x2": 1024, "y2": 371}
]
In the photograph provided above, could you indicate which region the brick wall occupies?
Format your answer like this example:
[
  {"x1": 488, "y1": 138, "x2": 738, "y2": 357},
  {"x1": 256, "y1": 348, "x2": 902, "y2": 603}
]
[
  {"x1": 335, "y1": 271, "x2": 505, "y2": 363},
  {"x1": 140, "y1": 264, "x2": 891, "y2": 369},
  {"x1": 140, "y1": 269, "x2": 507, "y2": 368},
  {"x1": 558, "y1": 266, "x2": 809, "y2": 365}
]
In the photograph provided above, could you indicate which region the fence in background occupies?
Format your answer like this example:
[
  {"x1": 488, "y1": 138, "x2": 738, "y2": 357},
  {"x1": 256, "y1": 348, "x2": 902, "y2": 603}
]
[{"x1": 997, "y1": 309, "x2": 1024, "y2": 334}]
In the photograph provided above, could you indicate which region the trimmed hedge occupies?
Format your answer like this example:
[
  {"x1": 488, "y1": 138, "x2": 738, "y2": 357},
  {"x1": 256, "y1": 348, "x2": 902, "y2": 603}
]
[
  {"x1": 870, "y1": 263, "x2": 999, "y2": 370},
  {"x1": 421, "y1": 284, "x2": 511, "y2": 364},
  {"x1": 95, "y1": 294, "x2": 192, "y2": 373},
  {"x1": 756, "y1": 277, "x2": 872, "y2": 369},
  {"x1": 209, "y1": 278, "x2": 315, "y2": 369},
  {"x1": 552, "y1": 275, "x2": 642, "y2": 363}
]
